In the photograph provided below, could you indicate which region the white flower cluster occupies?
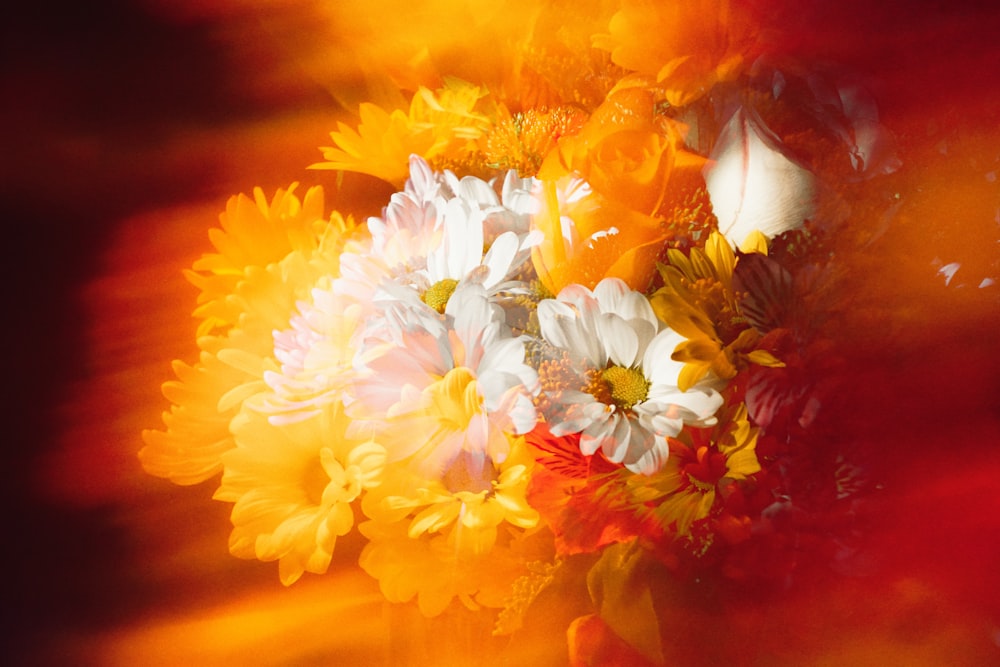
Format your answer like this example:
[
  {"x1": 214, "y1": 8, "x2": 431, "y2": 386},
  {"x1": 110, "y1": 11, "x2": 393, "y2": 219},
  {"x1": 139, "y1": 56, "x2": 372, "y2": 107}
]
[{"x1": 264, "y1": 156, "x2": 723, "y2": 476}]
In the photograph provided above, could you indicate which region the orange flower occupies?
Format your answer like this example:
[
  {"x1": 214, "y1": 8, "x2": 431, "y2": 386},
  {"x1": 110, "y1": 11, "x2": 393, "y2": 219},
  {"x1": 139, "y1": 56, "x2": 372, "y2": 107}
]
[
  {"x1": 185, "y1": 185, "x2": 332, "y2": 337},
  {"x1": 531, "y1": 87, "x2": 705, "y2": 294},
  {"x1": 593, "y1": 0, "x2": 754, "y2": 107},
  {"x1": 529, "y1": 177, "x2": 668, "y2": 295},
  {"x1": 483, "y1": 105, "x2": 588, "y2": 176},
  {"x1": 539, "y1": 86, "x2": 695, "y2": 217},
  {"x1": 140, "y1": 186, "x2": 354, "y2": 485}
]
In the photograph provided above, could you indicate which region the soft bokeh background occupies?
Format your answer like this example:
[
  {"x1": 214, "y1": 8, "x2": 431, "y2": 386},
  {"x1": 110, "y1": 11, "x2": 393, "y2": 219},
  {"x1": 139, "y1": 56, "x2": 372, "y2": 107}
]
[{"x1": 3, "y1": 1, "x2": 999, "y2": 664}]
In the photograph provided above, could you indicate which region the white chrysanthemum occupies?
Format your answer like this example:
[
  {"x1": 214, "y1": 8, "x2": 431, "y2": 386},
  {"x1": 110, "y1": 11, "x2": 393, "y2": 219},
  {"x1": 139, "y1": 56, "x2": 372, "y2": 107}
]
[
  {"x1": 261, "y1": 285, "x2": 372, "y2": 422},
  {"x1": 346, "y1": 284, "x2": 538, "y2": 474},
  {"x1": 537, "y1": 278, "x2": 724, "y2": 474}
]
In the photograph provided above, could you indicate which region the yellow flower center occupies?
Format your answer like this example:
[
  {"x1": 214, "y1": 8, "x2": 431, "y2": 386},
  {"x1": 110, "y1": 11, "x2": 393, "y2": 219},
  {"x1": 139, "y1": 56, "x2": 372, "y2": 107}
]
[
  {"x1": 684, "y1": 276, "x2": 746, "y2": 342},
  {"x1": 426, "y1": 366, "x2": 482, "y2": 431},
  {"x1": 422, "y1": 278, "x2": 459, "y2": 313},
  {"x1": 598, "y1": 365, "x2": 650, "y2": 411}
]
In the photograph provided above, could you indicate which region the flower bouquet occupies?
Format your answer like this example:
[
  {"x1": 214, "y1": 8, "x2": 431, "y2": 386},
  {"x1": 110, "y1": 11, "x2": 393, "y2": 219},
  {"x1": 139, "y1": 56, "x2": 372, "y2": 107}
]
[{"x1": 140, "y1": 1, "x2": 906, "y2": 663}]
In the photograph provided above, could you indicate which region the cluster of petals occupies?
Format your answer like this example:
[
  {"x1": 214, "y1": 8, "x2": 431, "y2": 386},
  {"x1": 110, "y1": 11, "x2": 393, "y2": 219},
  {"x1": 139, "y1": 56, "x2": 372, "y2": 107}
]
[{"x1": 348, "y1": 284, "x2": 539, "y2": 471}]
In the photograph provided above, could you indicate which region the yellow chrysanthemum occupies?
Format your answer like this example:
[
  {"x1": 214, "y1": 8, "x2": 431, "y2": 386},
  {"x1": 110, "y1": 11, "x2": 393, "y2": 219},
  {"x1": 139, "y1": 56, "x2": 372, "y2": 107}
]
[
  {"x1": 215, "y1": 400, "x2": 386, "y2": 585},
  {"x1": 140, "y1": 187, "x2": 356, "y2": 485},
  {"x1": 364, "y1": 437, "x2": 538, "y2": 555},
  {"x1": 314, "y1": 79, "x2": 493, "y2": 185},
  {"x1": 650, "y1": 230, "x2": 782, "y2": 392},
  {"x1": 357, "y1": 436, "x2": 539, "y2": 615},
  {"x1": 357, "y1": 519, "x2": 537, "y2": 618},
  {"x1": 185, "y1": 184, "x2": 330, "y2": 338}
]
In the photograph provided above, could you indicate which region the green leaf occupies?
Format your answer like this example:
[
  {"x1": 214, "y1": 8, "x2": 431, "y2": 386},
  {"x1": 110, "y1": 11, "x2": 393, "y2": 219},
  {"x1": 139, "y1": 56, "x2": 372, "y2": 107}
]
[{"x1": 586, "y1": 542, "x2": 665, "y2": 665}]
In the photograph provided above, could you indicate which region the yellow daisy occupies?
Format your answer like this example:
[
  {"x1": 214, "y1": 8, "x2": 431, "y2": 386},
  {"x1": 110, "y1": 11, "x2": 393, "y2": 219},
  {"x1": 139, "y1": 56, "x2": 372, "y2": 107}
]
[
  {"x1": 650, "y1": 230, "x2": 782, "y2": 392},
  {"x1": 314, "y1": 79, "x2": 493, "y2": 186},
  {"x1": 627, "y1": 403, "x2": 760, "y2": 536}
]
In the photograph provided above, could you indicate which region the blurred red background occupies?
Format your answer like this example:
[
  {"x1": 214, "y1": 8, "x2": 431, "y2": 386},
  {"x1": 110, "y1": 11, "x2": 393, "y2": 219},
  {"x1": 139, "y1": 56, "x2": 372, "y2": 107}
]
[{"x1": 2, "y1": 1, "x2": 998, "y2": 664}]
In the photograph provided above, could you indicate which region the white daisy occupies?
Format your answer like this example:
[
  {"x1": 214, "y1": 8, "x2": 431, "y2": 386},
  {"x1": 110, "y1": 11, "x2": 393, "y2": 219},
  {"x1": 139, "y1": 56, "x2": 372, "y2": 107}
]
[
  {"x1": 536, "y1": 277, "x2": 724, "y2": 474},
  {"x1": 442, "y1": 165, "x2": 538, "y2": 241},
  {"x1": 261, "y1": 158, "x2": 540, "y2": 426},
  {"x1": 333, "y1": 157, "x2": 446, "y2": 307},
  {"x1": 352, "y1": 156, "x2": 539, "y2": 315}
]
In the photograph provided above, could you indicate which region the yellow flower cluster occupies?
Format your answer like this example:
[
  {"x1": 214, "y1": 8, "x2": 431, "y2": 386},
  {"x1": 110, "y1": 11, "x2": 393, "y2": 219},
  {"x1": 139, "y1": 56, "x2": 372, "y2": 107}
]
[{"x1": 140, "y1": 186, "x2": 352, "y2": 485}]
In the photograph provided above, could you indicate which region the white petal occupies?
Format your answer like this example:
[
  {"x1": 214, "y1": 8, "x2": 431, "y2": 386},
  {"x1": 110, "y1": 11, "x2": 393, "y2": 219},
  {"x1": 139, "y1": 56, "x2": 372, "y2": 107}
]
[
  {"x1": 595, "y1": 278, "x2": 656, "y2": 325},
  {"x1": 642, "y1": 329, "x2": 687, "y2": 386},
  {"x1": 705, "y1": 107, "x2": 815, "y2": 248},
  {"x1": 597, "y1": 314, "x2": 640, "y2": 367},
  {"x1": 593, "y1": 277, "x2": 630, "y2": 311},
  {"x1": 623, "y1": 434, "x2": 669, "y2": 475},
  {"x1": 457, "y1": 174, "x2": 500, "y2": 207},
  {"x1": 481, "y1": 231, "x2": 520, "y2": 287},
  {"x1": 538, "y1": 299, "x2": 604, "y2": 367}
]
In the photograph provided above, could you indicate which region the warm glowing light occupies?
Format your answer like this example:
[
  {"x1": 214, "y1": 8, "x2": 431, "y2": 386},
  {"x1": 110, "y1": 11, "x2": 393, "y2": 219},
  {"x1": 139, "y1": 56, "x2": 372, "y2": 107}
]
[{"x1": 28, "y1": 1, "x2": 1000, "y2": 665}]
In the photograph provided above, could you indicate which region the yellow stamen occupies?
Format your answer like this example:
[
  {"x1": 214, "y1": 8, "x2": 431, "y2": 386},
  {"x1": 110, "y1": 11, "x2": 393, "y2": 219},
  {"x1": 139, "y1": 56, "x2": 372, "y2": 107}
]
[
  {"x1": 422, "y1": 278, "x2": 459, "y2": 313},
  {"x1": 599, "y1": 365, "x2": 650, "y2": 411}
]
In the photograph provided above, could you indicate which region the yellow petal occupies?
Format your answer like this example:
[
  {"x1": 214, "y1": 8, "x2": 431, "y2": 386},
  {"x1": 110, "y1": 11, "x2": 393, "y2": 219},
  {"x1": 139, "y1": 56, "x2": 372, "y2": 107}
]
[{"x1": 746, "y1": 349, "x2": 786, "y2": 368}]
